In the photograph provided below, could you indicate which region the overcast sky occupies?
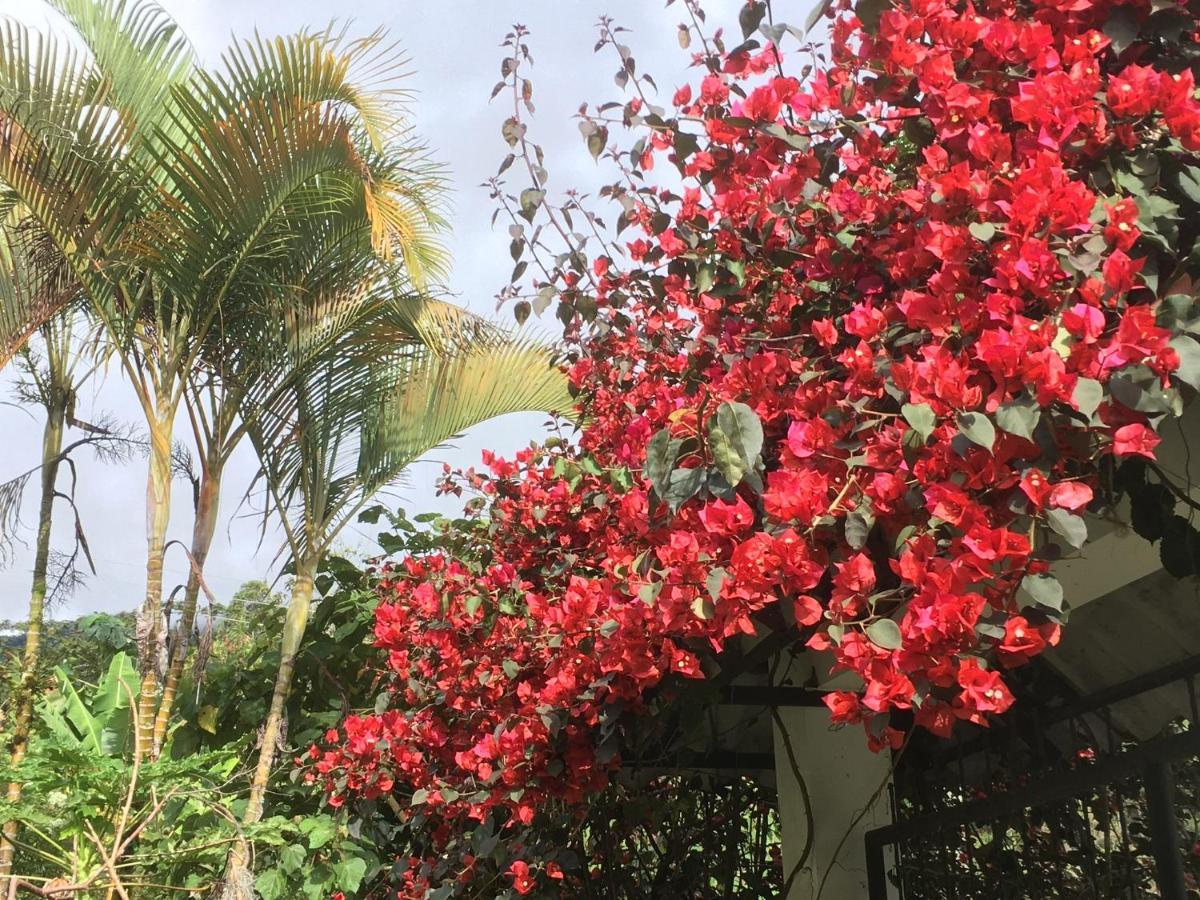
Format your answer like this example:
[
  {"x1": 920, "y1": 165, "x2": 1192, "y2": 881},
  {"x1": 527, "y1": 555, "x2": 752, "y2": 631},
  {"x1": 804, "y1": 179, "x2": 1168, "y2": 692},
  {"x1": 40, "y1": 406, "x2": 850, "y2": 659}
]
[{"x1": 0, "y1": 0, "x2": 755, "y2": 621}]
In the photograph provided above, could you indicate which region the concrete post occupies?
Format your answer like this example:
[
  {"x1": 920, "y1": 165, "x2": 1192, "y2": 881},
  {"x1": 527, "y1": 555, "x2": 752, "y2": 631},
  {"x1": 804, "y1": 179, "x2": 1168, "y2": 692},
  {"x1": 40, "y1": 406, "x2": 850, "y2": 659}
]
[{"x1": 772, "y1": 662, "x2": 896, "y2": 899}]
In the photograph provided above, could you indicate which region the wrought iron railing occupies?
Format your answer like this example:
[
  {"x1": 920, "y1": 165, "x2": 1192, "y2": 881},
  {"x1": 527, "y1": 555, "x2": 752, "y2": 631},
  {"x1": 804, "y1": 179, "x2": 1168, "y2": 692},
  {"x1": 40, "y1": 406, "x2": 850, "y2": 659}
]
[{"x1": 865, "y1": 655, "x2": 1200, "y2": 899}]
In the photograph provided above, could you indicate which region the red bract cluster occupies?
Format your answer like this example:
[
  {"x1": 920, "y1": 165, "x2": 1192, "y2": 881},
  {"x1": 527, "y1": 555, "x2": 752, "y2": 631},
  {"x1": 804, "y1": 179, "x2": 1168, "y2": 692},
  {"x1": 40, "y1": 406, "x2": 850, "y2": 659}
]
[{"x1": 312, "y1": 0, "x2": 1200, "y2": 893}]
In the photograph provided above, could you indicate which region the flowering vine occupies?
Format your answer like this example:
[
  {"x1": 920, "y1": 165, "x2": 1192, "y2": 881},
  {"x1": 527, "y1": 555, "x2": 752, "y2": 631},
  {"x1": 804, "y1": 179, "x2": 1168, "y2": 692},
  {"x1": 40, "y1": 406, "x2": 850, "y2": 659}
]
[{"x1": 311, "y1": 0, "x2": 1200, "y2": 894}]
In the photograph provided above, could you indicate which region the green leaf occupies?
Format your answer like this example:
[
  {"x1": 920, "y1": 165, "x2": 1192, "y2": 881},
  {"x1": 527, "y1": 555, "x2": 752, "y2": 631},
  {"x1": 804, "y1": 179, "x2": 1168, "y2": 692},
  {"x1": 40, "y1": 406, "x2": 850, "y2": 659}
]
[
  {"x1": 709, "y1": 423, "x2": 747, "y2": 486},
  {"x1": 968, "y1": 222, "x2": 996, "y2": 242},
  {"x1": 1020, "y1": 573, "x2": 1064, "y2": 612},
  {"x1": 901, "y1": 403, "x2": 936, "y2": 441},
  {"x1": 518, "y1": 188, "x2": 545, "y2": 223},
  {"x1": 599, "y1": 618, "x2": 620, "y2": 638},
  {"x1": 845, "y1": 509, "x2": 874, "y2": 550},
  {"x1": 856, "y1": 0, "x2": 891, "y2": 33},
  {"x1": 638, "y1": 582, "x2": 663, "y2": 605},
  {"x1": 587, "y1": 126, "x2": 608, "y2": 161},
  {"x1": 502, "y1": 659, "x2": 520, "y2": 679},
  {"x1": 411, "y1": 789, "x2": 429, "y2": 806},
  {"x1": 304, "y1": 818, "x2": 337, "y2": 850},
  {"x1": 739, "y1": 1, "x2": 767, "y2": 37},
  {"x1": 1072, "y1": 377, "x2": 1103, "y2": 418},
  {"x1": 1170, "y1": 335, "x2": 1200, "y2": 390},
  {"x1": 726, "y1": 259, "x2": 747, "y2": 287},
  {"x1": 865, "y1": 618, "x2": 902, "y2": 651},
  {"x1": 716, "y1": 401, "x2": 764, "y2": 471},
  {"x1": 256, "y1": 869, "x2": 287, "y2": 900},
  {"x1": 804, "y1": 0, "x2": 834, "y2": 34},
  {"x1": 691, "y1": 596, "x2": 716, "y2": 620},
  {"x1": 706, "y1": 567, "x2": 727, "y2": 602},
  {"x1": 644, "y1": 428, "x2": 681, "y2": 499},
  {"x1": 281, "y1": 843, "x2": 307, "y2": 873},
  {"x1": 1046, "y1": 507, "x2": 1087, "y2": 549},
  {"x1": 464, "y1": 594, "x2": 483, "y2": 617},
  {"x1": 333, "y1": 857, "x2": 368, "y2": 893},
  {"x1": 1131, "y1": 482, "x2": 1175, "y2": 541},
  {"x1": 1104, "y1": 7, "x2": 1140, "y2": 54},
  {"x1": 1161, "y1": 515, "x2": 1200, "y2": 577},
  {"x1": 995, "y1": 397, "x2": 1041, "y2": 441},
  {"x1": 663, "y1": 466, "x2": 705, "y2": 512},
  {"x1": 956, "y1": 411, "x2": 996, "y2": 451}
]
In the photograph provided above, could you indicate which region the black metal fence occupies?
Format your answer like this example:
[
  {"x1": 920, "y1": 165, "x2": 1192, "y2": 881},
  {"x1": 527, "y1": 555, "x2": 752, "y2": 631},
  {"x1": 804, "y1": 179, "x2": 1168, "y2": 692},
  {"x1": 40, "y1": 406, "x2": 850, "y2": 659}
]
[{"x1": 865, "y1": 655, "x2": 1200, "y2": 899}]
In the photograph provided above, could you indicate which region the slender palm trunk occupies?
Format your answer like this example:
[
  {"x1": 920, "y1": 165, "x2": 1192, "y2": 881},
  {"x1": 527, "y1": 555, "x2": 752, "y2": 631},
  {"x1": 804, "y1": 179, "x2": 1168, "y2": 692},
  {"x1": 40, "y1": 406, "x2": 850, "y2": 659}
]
[
  {"x1": 222, "y1": 561, "x2": 316, "y2": 897},
  {"x1": 150, "y1": 464, "x2": 221, "y2": 758},
  {"x1": 244, "y1": 561, "x2": 316, "y2": 822},
  {"x1": 136, "y1": 411, "x2": 173, "y2": 757},
  {"x1": 0, "y1": 402, "x2": 65, "y2": 886}
]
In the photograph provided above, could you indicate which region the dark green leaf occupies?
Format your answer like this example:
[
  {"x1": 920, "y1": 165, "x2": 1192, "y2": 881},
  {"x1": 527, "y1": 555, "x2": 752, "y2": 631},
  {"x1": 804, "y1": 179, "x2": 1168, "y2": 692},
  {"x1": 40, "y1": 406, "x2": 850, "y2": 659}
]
[
  {"x1": 957, "y1": 411, "x2": 996, "y2": 451},
  {"x1": 739, "y1": 1, "x2": 767, "y2": 38},
  {"x1": 1160, "y1": 515, "x2": 1200, "y2": 577},
  {"x1": 996, "y1": 397, "x2": 1041, "y2": 441},
  {"x1": 845, "y1": 509, "x2": 874, "y2": 550},
  {"x1": 663, "y1": 466, "x2": 705, "y2": 512},
  {"x1": 644, "y1": 428, "x2": 681, "y2": 498},
  {"x1": 1131, "y1": 482, "x2": 1175, "y2": 541},
  {"x1": 856, "y1": 0, "x2": 891, "y2": 33},
  {"x1": 1104, "y1": 8, "x2": 1140, "y2": 54}
]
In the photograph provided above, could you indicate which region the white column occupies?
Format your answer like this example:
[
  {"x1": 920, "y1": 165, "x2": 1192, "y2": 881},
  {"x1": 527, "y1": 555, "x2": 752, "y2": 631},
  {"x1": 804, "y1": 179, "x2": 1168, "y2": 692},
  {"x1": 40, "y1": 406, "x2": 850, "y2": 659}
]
[{"x1": 772, "y1": 669, "x2": 895, "y2": 898}]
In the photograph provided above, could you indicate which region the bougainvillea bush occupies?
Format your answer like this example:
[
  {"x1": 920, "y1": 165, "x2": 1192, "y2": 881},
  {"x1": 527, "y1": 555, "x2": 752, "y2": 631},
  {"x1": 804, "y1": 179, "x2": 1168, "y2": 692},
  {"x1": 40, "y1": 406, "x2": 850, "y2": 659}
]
[{"x1": 311, "y1": 0, "x2": 1200, "y2": 893}]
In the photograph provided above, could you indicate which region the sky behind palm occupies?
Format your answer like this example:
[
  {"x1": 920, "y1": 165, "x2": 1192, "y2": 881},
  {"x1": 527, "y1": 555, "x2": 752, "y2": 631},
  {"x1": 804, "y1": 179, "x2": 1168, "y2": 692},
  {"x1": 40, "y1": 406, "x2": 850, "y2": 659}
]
[{"x1": 0, "y1": 0, "x2": 748, "y2": 620}]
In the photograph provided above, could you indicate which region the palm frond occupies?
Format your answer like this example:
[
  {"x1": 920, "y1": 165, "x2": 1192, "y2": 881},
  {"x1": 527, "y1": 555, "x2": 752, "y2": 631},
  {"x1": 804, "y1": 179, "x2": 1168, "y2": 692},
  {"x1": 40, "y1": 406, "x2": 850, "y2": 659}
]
[
  {"x1": 47, "y1": 0, "x2": 195, "y2": 142},
  {"x1": 363, "y1": 334, "x2": 571, "y2": 479},
  {"x1": 0, "y1": 19, "x2": 141, "y2": 346},
  {"x1": 246, "y1": 301, "x2": 572, "y2": 562}
]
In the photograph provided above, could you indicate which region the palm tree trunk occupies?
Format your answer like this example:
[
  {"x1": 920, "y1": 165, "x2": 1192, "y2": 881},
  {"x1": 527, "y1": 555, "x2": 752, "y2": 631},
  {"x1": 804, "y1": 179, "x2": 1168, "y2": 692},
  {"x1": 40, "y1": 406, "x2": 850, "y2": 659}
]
[
  {"x1": 222, "y1": 560, "x2": 316, "y2": 897},
  {"x1": 244, "y1": 560, "x2": 316, "y2": 822},
  {"x1": 136, "y1": 412, "x2": 173, "y2": 757},
  {"x1": 150, "y1": 464, "x2": 221, "y2": 758},
  {"x1": 0, "y1": 403, "x2": 65, "y2": 887}
]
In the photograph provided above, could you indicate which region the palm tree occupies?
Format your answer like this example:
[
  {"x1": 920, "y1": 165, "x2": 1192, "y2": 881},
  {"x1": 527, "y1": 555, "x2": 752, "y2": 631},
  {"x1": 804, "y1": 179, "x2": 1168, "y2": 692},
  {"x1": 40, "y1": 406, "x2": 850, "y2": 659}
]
[
  {"x1": 0, "y1": 219, "x2": 136, "y2": 885},
  {"x1": 150, "y1": 174, "x2": 448, "y2": 755},
  {"x1": 0, "y1": 222, "x2": 82, "y2": 886},
  {"x1": 0, "y1": 0, "x2": 445, "y2": 756},
  {"x1": 217, "y1": 295, "x2": 572, "y2": 895}
]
